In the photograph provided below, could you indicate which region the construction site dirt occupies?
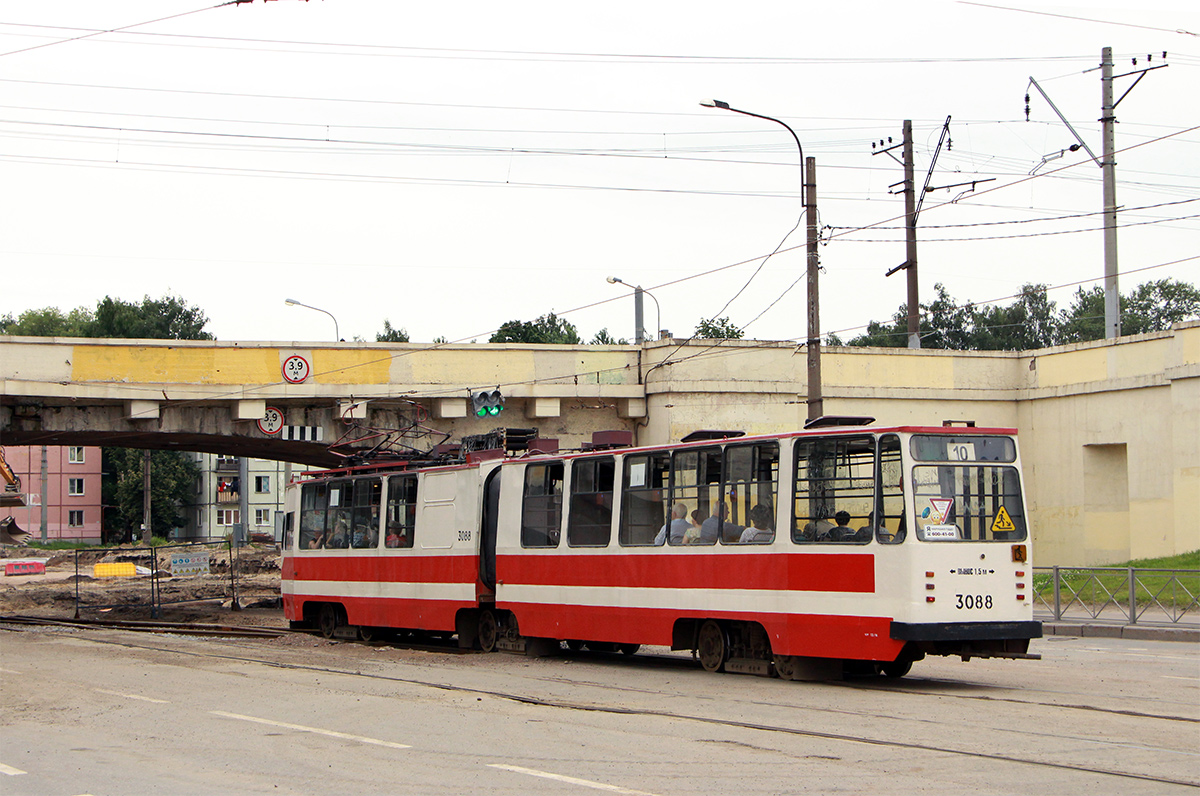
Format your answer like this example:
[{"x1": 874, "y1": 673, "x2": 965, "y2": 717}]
[{"x1": 0, "y1": 544, "x2": 287, "y2": 629}]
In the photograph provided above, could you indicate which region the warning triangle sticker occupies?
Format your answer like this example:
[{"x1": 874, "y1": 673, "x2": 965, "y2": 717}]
[
  {"x1": 992, "y1": 506, "x2": 1016, "y2": 533},
  {"x1": 929, "y1": 498, "x2": 953, "y2": 524}
]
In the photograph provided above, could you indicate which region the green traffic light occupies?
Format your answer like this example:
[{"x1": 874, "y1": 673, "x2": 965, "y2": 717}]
[{"x1": 488, "y1": 405, "x2": 502, "y2": 416}]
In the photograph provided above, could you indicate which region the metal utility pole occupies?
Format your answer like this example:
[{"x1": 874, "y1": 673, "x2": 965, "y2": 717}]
[
  {"x1": 1027, "y1": 47, "x2": 1166, "y2": 339},
  {"x1": 1100, "y1": 46, "x2": 1120, "y2": 339},
  {"x1": 805, "y1": 156, "x2": 823, "y2": 421},
  {"x1": 902, "y1": 120, "x2": 920, "y2": 349},
  {"x1": 142, "y1": 449, "x2": 151, "y2": 544}
]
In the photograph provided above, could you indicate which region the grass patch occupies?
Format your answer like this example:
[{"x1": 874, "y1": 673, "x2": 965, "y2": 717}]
[{"x1": 1034, "y1": 551, "x2": 1199, "y2": 611}]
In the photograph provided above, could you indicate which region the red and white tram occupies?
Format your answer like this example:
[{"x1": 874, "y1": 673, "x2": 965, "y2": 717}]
[{"x1": 281, "y1": 422, "x2": 1041, "y2": 679}]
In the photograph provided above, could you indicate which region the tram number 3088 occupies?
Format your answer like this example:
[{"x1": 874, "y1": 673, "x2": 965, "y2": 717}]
[{"x1": 956, "y1": 594, "x2": 994, "y2": 610}]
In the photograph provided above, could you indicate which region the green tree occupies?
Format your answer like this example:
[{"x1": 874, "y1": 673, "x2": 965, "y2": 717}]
[
  {"x1": 589, "y1": 328, "x2": 628, "y2": 345},
  {"x1": 970, "y1": 284, "x2": 1059, "y2": 350},
  {"x1": 694, "y1": 316, "x2": 744, "y2": 339},
  {"x1": 490, "y1": 312, "x2": 581, "y2": 344},
  {"x1": 91, "y1": 295, "x2": 213, "y2": 340},
  {"x1": 1, "y1": 306, "x2": 94, "y2": 336},
  {"x1": 375, "y1": 319, "x2": 410, "y2": 342},
  {"x1": 1058, "y1": 278, "x2": 1200, "y2": 343},
  {"x1": 102, "y1": 449, "x2": 201, "y2": 541},
  {"x1": 1122, "y1": 278, "x2": 1200, "y2": 334},
  {"x1": 849, "y1": 284, "x2": 974, "y2": 349}
]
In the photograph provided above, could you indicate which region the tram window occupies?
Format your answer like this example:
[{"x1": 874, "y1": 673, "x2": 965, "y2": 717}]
[
  {"x1": 325, "y1": 480, "x2": 353, "y2": 548},
  {"x1": 671, "y1": 447, "x2": 723, "y2": 544},
  {"x1": 620, "y1": 451, "x2": 670, "y2": 546},
  {"x1": 877, "y1": 435, "x2": 906, "y2": 544},
  {"x1": 385, "y1": 475, "x2": 417, "y2": 548},
  {"x1": 299, "y1": 482, "x2": 328, "y2": 549},
  {"x1": 350, "y1": 477, "x2": 382, "y2": 549},
  {"x1": 522, "y1": 462, "x2": 563, "y2": 548},
  {"x1": 792, "y1": 435, "x2": 875, "y2": 545},
  {"x1": 911, "y1": 435, "x2": 1016, "y2": 463},
  {"x1": 911, "y1": 464, "x2": 1027, "y2": 542},
  {"x1": 567, "y1": 457, "x2": 615, "y2": 547},
  {"x1": 724, "y1": 443, "x2": 779, "y2": 544},
  {"x1": 283, "y1": 511, "x2": 294, "y2": 550}
]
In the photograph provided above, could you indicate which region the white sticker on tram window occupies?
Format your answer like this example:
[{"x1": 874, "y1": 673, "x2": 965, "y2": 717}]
[
  {"x1": 628, "y1": 462, "x2": 647, "y2": 488},
  {"x1": 328, "y1": 489, "x2": 341, "y2": 508},
  {"x1": 923, "y1": 524, "x2": 960, "y2": 540},
  {"x1": 946, "y1": 442, "x2": 976, "y2": 461}
]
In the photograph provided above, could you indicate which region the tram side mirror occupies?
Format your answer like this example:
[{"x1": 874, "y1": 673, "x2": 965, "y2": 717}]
[{"x1": 1011, "y1": 544, "x2": 1027, "y2": 563}]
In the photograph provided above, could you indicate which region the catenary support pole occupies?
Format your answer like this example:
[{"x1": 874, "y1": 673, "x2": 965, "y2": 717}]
[
  {"x1": 1101, "y1": 46, "x2": 1121, "y2": 338},
  {"x1": 805, "y1": 156, "x2": 823, "y2": 421},
  {"x1": 902, "y1": 120, "x2": 920, "y2": 348}
]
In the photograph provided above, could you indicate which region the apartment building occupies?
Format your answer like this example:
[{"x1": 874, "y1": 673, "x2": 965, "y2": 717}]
[
  {"x1": 185, "y1": 454, "x2": 311, "y2": 541},
  {"x1": 1, "y1": 445, "x2": 103, "y2": 543}
]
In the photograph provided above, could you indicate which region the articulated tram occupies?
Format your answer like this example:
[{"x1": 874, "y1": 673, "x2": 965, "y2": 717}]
[{"x1": 281, "y1": 422, "x2": 1041, "y2": 679}]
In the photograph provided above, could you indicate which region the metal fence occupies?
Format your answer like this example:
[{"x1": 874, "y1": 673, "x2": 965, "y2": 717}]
[
  {"x1": 74, "y1": 541, "x2": 240, "y2": 619},
  {"x1": 1033, "y1": 566, "x2": 1199, "y2": 625}
]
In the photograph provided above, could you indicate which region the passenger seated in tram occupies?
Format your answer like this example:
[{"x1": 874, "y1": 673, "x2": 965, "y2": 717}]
[
  {"x1": 823, "y1": 510, "x2": 856, "y2": 542},
  {"x1": 697, "y1": 503, "x2": 744, "y2": 545},
  {"x1": 328, "y1": 518, "x2": 350, "y2": 548},
  {"x1": 653, "y1": 502, "x2": 691, "y2": 545},
  {"x1": 385, "y1": 522, "x2": 408, "y2": 548},
  {"x1": 738, "y1": 504, "x2": 775, "y2": 544},
  {"x1": 307, "y1": 530, "x2": 327, "y2": 549},
  {"x1": 682, "y1": 510, "x2": 704, "y2": 544}
]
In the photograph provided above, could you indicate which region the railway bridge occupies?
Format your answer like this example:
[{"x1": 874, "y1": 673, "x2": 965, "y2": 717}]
[{"x1": 1, "y1": 326, "x2": 1197, "y2": 565}]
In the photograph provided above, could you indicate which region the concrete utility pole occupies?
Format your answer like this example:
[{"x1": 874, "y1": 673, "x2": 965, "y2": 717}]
[
  {"x1": 1100, "y1": 46, "x2": 1120, "y2": 339},
  {"x1": 805, "y1": 157, "x2": 823, "y2": 421},
  {"x1": 39, "y1": 445, "x2": 48, "y2": 543},
  {"x1": 1027, "y1": 47, "x2": 1166, "y2": 339},
  {"x1": 902, "y1": 119, "x2": 920, "y2": 349}
]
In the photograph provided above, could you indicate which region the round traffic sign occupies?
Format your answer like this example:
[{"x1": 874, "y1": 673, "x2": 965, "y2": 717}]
[
  {"x1": 257, "y1": 406, "x2": 284, "y2": 436},
  {"x1": 282, "y1": 355, "x2": 311, "y2": 384}
]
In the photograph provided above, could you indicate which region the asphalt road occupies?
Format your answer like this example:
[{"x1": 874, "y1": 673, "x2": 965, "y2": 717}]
[{"x1": 1, "y1": 626, "x2": 1197, "y2": 795}]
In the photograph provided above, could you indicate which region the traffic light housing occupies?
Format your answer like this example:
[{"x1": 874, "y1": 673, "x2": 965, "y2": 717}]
[{"x1": 472, "y1": 390, "x2": 505, "y2": 417}]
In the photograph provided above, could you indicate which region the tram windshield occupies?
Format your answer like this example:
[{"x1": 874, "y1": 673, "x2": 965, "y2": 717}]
[{"x1": 909, "y1": 435, "x2": 1026, "y2": 542}]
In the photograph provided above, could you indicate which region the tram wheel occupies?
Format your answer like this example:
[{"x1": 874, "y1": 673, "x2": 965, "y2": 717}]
[
  {"x1": 618, "y1": 643, "x2": 640, "y2": 656},
  {"x1": 697, "y1": 620, "x2": 728, "y2": 673},
  {"x1": 478, "y1": 610, "x2": 499, "y2": 653},
  {"x1": 358, "y1": 626, "x2": 376, "y2": 642},
  {"x1": 774, "y1": 654, "x2": 799, "y2": 681},
  {"x1": 566, "y1": 640, "x2": 584, "y2": 652},
  {"x1": 881, "y1": 659, "x2": 912, "y2": 679},
  {"x1": 318, "y1": 604, "x2": 341, "y2": 639}
]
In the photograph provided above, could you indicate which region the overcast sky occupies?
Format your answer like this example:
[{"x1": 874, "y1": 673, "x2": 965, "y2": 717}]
[{"x1": 1, "y1": 1, "x2": 1196, "y2": 345}]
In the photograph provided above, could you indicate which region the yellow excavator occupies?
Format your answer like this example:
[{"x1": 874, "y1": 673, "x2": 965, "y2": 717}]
[{"x1": 1, "y1": 446, "x2": 25, "y2": 508}]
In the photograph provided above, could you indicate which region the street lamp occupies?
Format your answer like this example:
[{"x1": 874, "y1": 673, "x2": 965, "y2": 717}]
[
  {"x1": 607, "y1": 276, "x2": 662, "y2": 344},
  {"x1": 284, "y1": 298, "x2": 340, "y2": 342},
  {"x1": 700, "y1": 98, "x2": 822, "y2": 421}
]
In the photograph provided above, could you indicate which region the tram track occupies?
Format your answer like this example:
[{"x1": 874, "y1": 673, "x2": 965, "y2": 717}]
[{"x1": 5, "y1": 620, "x2": 1196, "y2": 790}]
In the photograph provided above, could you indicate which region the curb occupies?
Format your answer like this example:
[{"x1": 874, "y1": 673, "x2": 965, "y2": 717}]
[{"x1": 1042, "y1": 622, "x2": 1199, "y2": 643}]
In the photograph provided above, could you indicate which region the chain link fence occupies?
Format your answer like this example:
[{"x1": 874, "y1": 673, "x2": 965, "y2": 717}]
[{"x1": 1033, "y1": 566, "x2": 1199, "y2": 626}]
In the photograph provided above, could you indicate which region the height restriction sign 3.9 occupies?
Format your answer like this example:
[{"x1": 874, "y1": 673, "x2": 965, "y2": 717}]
[
  {"x1": 282, "y1": 355, "x2": 311, "y2": 384},
  {"x1": 258, "y1": 406, "x2": 284, "y2": 436}
]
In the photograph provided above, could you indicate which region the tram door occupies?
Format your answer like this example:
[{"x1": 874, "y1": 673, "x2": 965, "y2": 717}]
[{"x1": 479, "y1": 469, "x2": 501, "y2": 591}]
